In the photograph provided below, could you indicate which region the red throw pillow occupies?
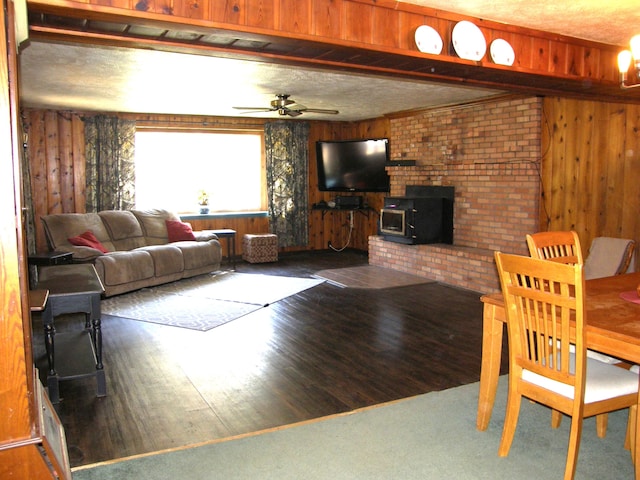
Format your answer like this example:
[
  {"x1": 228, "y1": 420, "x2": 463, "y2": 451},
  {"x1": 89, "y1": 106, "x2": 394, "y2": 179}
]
[
  {"x1": 166, "y1": 220, "x2": 196, "y2": 242},
  {"x1": 68, "y1": 230, "x2": 109, "y2": 253}
]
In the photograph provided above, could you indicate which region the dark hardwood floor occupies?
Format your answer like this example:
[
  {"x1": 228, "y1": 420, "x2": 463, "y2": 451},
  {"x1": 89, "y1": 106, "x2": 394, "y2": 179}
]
[{"x1": 34, "y1": 250, "x2": 508, "y2": 467}]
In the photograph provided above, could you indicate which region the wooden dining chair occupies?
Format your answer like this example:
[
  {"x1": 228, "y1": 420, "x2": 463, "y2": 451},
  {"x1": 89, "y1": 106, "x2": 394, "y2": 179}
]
[
  {"x1": 526, "y1": 230, "x2": 622, "y2": 437},
  {"x1": 526, "y1": 230, "x2": 583, "y2": 266},
  {"x1": 494, "y1": 252, "x2": 638, "y2": 480},
  {"x1": 584, "y1": 237, "x2": 636, "y2": 280},
  {"x1": 526, "y1": 232, "x2": 618, "y2": 357}
]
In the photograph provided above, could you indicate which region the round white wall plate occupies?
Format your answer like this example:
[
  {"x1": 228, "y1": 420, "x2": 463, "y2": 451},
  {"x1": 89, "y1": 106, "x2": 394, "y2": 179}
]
[
  {"x1": 415, "y1": 25, "x2": 443, "y2": 55},
  {"x1": 490, "y1": 38, "x2": 515, "y2": 66},
  {"x1": 451, "y1": 20, "x2": 487, "y2": 61}
]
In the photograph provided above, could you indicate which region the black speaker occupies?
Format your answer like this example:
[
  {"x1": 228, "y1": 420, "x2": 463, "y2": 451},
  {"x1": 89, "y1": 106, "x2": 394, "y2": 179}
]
[{"x1": 334, "y1": 195, "x2": 363, "y2": 209}]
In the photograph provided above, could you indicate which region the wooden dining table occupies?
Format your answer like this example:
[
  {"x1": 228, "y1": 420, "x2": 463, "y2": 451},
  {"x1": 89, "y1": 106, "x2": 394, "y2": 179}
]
[{"x1": 477, "y1": 271, "x2": 640, "y2": 478}]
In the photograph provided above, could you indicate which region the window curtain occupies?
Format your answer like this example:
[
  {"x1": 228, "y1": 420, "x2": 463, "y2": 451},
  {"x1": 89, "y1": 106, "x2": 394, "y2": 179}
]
[
  {"x1": 84, "y1": 115, "x2": 136, "y2": 212},
  {"x1": 264, "y1": 121, "x2": 309, "y2": 247},
  {"x1": 20, "y1": 114, "x2": 36, "y2": 256}
]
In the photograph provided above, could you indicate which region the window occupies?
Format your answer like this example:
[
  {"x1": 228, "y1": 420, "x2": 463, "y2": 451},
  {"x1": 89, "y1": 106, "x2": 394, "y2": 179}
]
[{"x1": 134, "y1": 129, "x2": 265, "y2": 214}]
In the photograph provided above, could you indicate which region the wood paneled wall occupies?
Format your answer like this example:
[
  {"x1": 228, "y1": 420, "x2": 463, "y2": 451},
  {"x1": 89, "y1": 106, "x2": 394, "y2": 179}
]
[
  {"x1": 307, "y1": 119, "x2": 389, "y2": 252},
  {"x1": 25, "y1": 98, "x2": 640, "y2": 263},
  {"x1": 541, "y1": 98, "x2": 640, "y2": 264},
  {"x1": 23, "y1": 110, "x2": 388, "y2": 254}
]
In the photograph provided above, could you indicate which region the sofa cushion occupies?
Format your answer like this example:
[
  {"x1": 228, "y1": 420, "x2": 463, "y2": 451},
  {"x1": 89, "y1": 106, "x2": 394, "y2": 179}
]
[
  {"x1": 98, "y1": 210, "x2": 146, "y2": 251},
  {"x1": 138, "y1": 245, "x2": 185, "y2": 277},
  {"x1": 42, "y1": 212, "x2": 116, "y2": 253},
  {"x1": 95, "y1": 250, "x2": 155, "y2": 286},
  {"x1": 68, "y1": 230, "x2": 109, "y2": 253},
  {"x1": 131, "y1": 209, "x2": 181, "y2": 245},
  {"x1": 166, "y1": 220, "x2": 196, "y2": 242},
  {"x1": 172, "y1": 240, "x2": 221, "y2": 270}
]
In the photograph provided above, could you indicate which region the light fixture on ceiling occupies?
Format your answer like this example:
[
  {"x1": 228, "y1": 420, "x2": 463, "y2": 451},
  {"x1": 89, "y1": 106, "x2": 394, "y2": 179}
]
[{"x1": 618, "y1": 35, "x2": 640, "y2": 89}]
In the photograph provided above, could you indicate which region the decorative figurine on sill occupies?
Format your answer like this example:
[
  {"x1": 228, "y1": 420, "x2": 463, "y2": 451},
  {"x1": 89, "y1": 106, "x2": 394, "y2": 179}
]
[{"x1": 198, "y1": 190, "x2": 209, "y2": 214}]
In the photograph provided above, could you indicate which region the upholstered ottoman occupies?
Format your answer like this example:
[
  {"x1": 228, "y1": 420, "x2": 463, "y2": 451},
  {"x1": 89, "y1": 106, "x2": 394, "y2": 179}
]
[{"x1": 242, "y1": 234, "x2": 278, "y2": 263}]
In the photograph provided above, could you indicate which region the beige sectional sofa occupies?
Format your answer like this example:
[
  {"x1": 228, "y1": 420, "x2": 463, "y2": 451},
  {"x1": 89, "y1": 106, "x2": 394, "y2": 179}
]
[{"x1": 41, "y1": 209, "x2": 222, "y2": 297}]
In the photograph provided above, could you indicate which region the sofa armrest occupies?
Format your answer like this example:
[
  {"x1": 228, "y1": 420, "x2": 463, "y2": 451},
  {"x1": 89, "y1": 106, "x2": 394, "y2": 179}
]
[
  {"x1": 55, "y1": 244, "x2": 106, "y2": 262},
  {"x1": 193, "y1": 231, "x2": 219, "y2": 242}
]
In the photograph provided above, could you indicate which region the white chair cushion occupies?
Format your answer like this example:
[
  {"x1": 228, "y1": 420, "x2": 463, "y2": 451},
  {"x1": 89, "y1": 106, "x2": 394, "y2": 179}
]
[
  {"x1": 522, "y1": 354, "x2": 639, "y2": 403},
  {"x1": 563, "y1": 341, "x2": 620, "y2": 364},
  {"x1": 585, "y1": 349, "x2": 622, "y2": 364}
]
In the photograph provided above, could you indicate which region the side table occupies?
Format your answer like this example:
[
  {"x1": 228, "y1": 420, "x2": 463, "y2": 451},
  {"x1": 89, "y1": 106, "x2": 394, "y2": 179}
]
[
  {"x1": 28, "y1": 251, "x2": 73, "y2": 288},
  {"x1": 35, "y1": 264, "x2": 106, "y2": 403},
  {"x1": 207, "y1": 229, "x2": 236, "y2": 270}
]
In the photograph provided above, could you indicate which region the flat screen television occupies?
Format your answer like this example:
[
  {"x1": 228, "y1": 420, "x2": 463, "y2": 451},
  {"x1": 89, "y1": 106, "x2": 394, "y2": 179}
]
[{"x1": 316, "y1": 138, "x2": 390, "y2": 192}]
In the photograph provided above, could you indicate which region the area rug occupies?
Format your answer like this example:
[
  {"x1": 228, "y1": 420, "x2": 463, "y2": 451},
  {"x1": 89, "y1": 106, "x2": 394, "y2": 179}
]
[
  {"x1": 313, "y1": 265, "x2": 433, "y2": 289},
  {"x1": 71, "y1": 375, "x2": 633, "y2": 479},
  {"x1": 101, "y1": 272, "x2": 324, "y2": 331}
]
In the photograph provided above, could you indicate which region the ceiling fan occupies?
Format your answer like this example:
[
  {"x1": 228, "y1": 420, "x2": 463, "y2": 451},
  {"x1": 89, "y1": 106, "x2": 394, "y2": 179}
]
[{"x1": 233, "y1": 94, "x2": 339, "y2": 117}]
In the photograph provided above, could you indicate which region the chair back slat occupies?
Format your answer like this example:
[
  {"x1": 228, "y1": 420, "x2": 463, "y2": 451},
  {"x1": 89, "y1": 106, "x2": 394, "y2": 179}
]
[
  {"x1": 526, "y1": 231, "x2": 584, "y2": 266},
  {"x1": 495, "y1": 252, "x2": 585, "y2": 388}
]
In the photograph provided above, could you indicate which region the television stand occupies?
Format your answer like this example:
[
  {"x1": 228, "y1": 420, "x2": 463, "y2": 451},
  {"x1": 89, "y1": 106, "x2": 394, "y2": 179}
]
[{"x1": 312, "y1": 203, "x2": 375, "y2": 219}]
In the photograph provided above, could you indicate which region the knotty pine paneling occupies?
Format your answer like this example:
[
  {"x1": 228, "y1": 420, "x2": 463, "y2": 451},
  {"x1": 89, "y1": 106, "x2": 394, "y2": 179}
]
[
  {"x1": 186, "y1": 215, "x2": 270, "y2": 257},
  {"x1": 25, "y1": 109, "x2": 388, "y2": 254},
  {"x1": 311, "y1": 0, "x2": 341, "y2": 39},
  {"x1": 397, "y1": 11, "x2": 429, "y2": 51},
  {"x1": 210, "y1": 0, "x2": 246, "y2": 24},
  {"x1": 308, "y1": 118, "x2": 390, "y2": 252},
  {"x1": 245, "y1": 0, "x2": 276, "y2": 29},
  {"x1": 278, "y1": 0, "x2": 309, "y2": 34},
  {"x1": 372, "y1": 5, "x2": 400, "y2": 48},
  {"x1": 25, "y1": 111, "x2": 87, "y2": 252},
  {"x1": 541, "y1": 98, "x2": 640, "y2": 269}
]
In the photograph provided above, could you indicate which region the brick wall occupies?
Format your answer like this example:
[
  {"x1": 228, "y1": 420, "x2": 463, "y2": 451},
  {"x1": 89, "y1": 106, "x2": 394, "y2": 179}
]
[{"x1": 369, "y1": 96, "x2": 542, "y2": 293}]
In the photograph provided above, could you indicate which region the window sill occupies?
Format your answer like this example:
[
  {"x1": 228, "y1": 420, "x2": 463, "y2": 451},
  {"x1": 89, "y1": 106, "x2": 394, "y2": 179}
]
[{"x1": 180, "y1": 211, "x2": 269, "y2": 221}]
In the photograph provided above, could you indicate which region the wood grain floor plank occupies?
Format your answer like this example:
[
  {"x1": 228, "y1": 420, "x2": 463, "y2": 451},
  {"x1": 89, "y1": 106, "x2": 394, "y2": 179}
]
[{"x1": 34, "y1": 250, "x2": 507, "y2": 467}]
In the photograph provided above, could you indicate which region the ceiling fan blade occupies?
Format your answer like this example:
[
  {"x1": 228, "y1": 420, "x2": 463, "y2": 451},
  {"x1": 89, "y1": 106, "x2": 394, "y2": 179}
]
[
  {"x1": 234, "y1": 95, "x2": 339, "y2": 117},
  {"x1": 232, "y1": 106, "x2": 275, "y2": 112},
  {"x1": 287, "y1": 102, "x2": 307, "y2": 110},
  {"x1": 297, "y1": 108, "x2": 340, "y2": 115}
]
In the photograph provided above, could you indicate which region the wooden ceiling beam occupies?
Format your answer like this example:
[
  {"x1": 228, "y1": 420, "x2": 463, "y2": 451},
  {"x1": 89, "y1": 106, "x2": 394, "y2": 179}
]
[{"x1": 25, "y1": 0, "x2": 640, "y2": 104}]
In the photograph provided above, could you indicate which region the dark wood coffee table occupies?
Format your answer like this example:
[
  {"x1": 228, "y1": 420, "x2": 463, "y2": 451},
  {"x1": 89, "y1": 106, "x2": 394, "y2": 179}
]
[{"x1": 35, "y1": 264, "x2": 106, "y2": 403}]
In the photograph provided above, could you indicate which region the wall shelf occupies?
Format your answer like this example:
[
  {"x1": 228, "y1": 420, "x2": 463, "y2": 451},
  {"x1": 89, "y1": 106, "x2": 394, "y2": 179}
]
[
  {"x1": 312, "y1": 204, "x2": 376, "y2": 219},
  {"x1": 386, "y1": 160, "x2": 417, "y2": 167}
]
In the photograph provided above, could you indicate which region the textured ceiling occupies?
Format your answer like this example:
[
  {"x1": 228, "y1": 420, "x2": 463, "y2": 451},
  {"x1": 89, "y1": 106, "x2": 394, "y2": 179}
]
[
  {"x1": 19, "y1": 41, "x2": 507, "y2": 121},
  {"x1": 408, "y1": 0, "x2": 638, "y2": 46},
  {"x1": 18, "y1": 1, "x2": 639, "y2": 120}
]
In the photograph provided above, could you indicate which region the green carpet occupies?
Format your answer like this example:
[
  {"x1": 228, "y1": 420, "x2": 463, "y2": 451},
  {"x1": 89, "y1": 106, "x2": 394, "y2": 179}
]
[{"x1": 71, "y1": 376, "x2": 634, "y2": 479}]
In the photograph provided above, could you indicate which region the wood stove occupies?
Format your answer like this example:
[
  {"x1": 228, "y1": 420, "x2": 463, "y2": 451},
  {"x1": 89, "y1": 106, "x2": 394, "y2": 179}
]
[{"x1": 380, "y1": 186, "x2": 454, "y2": 245}]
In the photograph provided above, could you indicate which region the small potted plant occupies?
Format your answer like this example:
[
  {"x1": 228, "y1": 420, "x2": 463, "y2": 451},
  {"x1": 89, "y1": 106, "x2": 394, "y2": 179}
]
[{"x1": 197, "y1": 190, "x2": 209, "y2": 214}]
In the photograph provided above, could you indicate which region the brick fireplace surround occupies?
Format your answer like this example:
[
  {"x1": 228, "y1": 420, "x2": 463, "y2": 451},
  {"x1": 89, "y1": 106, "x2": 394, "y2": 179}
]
[{"x1": 368, "y1": 96, "x2": 542, "y2": 294}]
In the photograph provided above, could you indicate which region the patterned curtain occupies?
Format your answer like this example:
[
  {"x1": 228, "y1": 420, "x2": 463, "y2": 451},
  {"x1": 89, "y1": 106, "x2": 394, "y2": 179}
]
[
  {"x1": 19, "y1": 113, "x2": 36, "y2": 255},
  {"x1": 264, "y1": 121, "x2": 309, "y2": 247},
  {"x1": 84, "y1": 115, "x2": 136, "y2": 212}
]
